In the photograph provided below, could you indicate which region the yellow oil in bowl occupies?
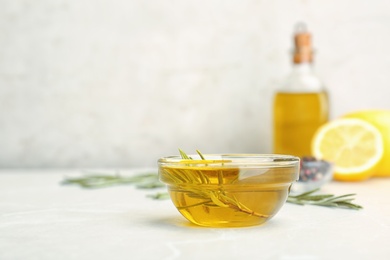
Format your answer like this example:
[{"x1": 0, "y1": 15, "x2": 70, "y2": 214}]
[{"x1": 158, "y1": 155, "x2": 299, "y2": 227}]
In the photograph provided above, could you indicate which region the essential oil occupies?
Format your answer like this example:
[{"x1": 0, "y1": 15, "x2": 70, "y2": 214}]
[
  {"x1": 273, "y1": 23, "x2": 329, "y2": 157},
  {"x1": 273, "y1": 91, "x2": 328, "y2": 157},
  {"x1": 159, "y1": 165, "x2": 297, "y2": 227}
]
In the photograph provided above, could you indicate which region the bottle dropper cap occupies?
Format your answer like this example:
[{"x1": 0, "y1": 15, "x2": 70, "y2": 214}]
[{"x1": 293, "y1": 23, "x2": 313, "y2": 64}]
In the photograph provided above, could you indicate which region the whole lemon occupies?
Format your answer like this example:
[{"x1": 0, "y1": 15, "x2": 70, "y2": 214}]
[{"x1": 343, "y1": 110, "x2": 390, "y2": 177}]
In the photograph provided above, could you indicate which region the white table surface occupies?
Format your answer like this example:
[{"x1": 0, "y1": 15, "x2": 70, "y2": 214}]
[{"x1": 1, "y1": 169, "x2": 390, "y2": 260}]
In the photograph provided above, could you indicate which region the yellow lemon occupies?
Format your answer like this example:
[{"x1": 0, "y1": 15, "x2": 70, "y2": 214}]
[
  {"x1": 343, "y1": 110, "x2": 390, "y2": 177},
  {"x1": 311, "y1": 118, "x2": 384, "y2": 181}
]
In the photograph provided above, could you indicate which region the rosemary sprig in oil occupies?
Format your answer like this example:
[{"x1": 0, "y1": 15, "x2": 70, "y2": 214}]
[{"x1": 165, "y1": 149, "x2": 269, "y2": 217}]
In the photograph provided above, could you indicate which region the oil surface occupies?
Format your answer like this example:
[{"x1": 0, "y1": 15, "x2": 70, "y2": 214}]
[
  {"x1": 160, "y1": 166, "x2": 296, "y2": 227},
  {"x1": 273, "y1": 91, "x2": 328, "y2": 157}
]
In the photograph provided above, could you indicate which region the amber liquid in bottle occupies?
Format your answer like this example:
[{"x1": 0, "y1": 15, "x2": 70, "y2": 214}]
[
  {"x1": 273, "y1": 24, "x2": 329, "y2": 157},
  {"x1": 273, "y1": 92, "x2": 328, "y2": 157}
]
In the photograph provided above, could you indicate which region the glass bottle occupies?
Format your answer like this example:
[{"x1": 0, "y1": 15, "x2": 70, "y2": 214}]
[{"x1": 273, "y1": 24, "x2": 329, "y2": 157}]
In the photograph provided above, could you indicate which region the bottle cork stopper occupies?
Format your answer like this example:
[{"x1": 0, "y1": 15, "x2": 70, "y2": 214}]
[{"x1": 293, "y1": 23, "x2": 313, "y2": 63}]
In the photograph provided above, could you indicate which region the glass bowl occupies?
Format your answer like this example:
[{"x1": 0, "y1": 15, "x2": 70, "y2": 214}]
[
  {"x1": 290, "y1": 157, "x2": 333, "y2": 194},
  {"x1": 158, "y1": 154, "x2": 300, "y2": 227}
]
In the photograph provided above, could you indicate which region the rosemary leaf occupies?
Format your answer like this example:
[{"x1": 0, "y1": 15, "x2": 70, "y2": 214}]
[
  {"x1": 295, "y1": 195, "x2": 334, "y2": 201},
  {"x1": 196, "y1": 149, "x2": 206, "y2": 160},
  {"x1": 326, "y1": 193, "x2": 357, "y2": 202},
  {"x1": 289, "y1": 188, "x2": 320, "y2": 198},
  {"x1": 147, "y1": 192, "x2": 171, "y2": 200},
  {"x1": 179, "y1": 149, "x2": 192, "y2": 159}
]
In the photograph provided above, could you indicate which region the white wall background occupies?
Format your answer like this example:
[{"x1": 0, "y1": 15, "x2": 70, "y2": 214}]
[{"x1": 1, "y1": 0, "x2": 390, "y2": 168}]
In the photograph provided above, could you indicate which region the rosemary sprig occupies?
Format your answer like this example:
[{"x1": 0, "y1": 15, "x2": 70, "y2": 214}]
[
  {"x1": 164, "y1": 149, "x2": 269, "y2": 218},
  {"x1": 62, "y1": 150, "x2": 363, "y2": 210},
  {"x1": 62, "y1": 172, "x2": 362, "y2": 210},
  {"x1": 287, "y1": 188, "x2": 362, "y2": 210},
  {"x1": 62, "y1": 172, "x2": 164, "y2": 189}
]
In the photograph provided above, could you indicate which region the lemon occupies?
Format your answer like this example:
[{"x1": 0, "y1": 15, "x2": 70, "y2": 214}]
[
  {"x1": 311, "y1": 118, "x2": 384, "y2": 181},
  {"x1": 343, "y1": 110, "x2": 390, "y2": 177}
]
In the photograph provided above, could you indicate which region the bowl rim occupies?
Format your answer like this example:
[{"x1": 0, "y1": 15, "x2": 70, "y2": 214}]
[{"x1": 158, "y1": 154, "x2": 300, "y2": 168}]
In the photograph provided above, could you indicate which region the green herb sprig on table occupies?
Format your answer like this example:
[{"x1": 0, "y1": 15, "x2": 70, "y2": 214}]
[
  {"x1": 287, "y1": 189, "x2": 363, "y2": 210},
  {"x1": 62, "y1": 149, "x2": 363, "y2": 210},
  {"x1": 62, "y1": 172, "x2": 164, "y2": 189}
]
